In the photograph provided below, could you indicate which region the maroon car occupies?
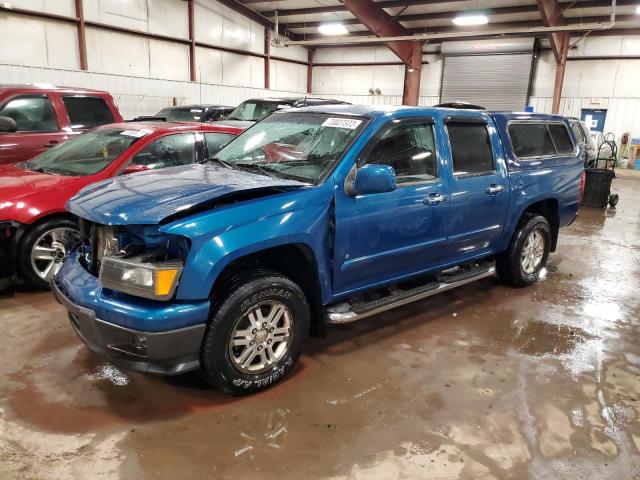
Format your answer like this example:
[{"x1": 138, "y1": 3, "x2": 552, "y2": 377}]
[{"x1": 0, "y1": 84, "x2": 123, "y2": 164}]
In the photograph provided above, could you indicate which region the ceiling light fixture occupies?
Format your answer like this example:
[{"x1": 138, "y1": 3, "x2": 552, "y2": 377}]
[
  {"x1": 452, "y1": 14, "x2": 489, "y2": 26},
  {"x1": 318, "y1": 23, "x2": 349, "y2": 36},
  {"x1": 636, "y1": 5, "x2": 640, "y2": 14}
]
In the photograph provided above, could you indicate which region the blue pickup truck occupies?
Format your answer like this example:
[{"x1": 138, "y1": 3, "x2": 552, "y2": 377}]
[{"x1": 53, "y1": 105, "x2": 583, "y2": 395}]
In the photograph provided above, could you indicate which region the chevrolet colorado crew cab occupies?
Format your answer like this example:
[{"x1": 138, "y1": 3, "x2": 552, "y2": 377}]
[{"x1": 53, "y1": 105, "x2": 583, "y2": 395}]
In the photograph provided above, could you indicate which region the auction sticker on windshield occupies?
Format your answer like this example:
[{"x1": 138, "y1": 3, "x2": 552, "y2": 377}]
[
  {"x1": 120, "y1": 129, "x2": 152, "y2": 138},
  {"x1": 322, "y1": 118, "x2": 362, "y2": 130}
]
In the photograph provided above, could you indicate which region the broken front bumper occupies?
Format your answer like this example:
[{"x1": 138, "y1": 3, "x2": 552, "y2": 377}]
[{"x1": 52, "y1": 251, "x2": 210, "y2": 375}]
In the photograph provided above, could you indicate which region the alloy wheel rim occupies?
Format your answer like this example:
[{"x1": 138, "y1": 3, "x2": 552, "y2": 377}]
[
  {"x1": 229, "y1": 301, "x2": 293, "y2": 374},
  {"x1": 521, "y1": 229, "x2": 545, "y2": 275},
  {"x1": 30, "y1": 227, "x2": 79, "y2": 282}
]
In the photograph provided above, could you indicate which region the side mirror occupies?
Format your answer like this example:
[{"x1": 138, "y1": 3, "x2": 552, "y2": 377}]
[
  {"x1": 0, "y1": 116, "x2": 17, "y2": 133},
  {"x1": 351, "y1": 164, "x2": 396, "y2": 196},
  {"x1": 123, "y1": 164, "x2": 148, "y2": 175}
]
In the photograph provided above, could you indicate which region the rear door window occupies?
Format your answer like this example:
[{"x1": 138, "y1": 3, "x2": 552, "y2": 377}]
[
  {"x1": 447, "y1": 122, "x2": 494, "y2": 176},
  {"x1": 62, "y1": 96, "x2": 114, "y2": 130},
  {"x1": 0, "y1": 94, "x2": 58, "y2": 132}
]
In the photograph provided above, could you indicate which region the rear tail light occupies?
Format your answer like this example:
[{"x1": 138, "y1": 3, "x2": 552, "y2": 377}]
[{"x1": 579, "y1": 170, "x2": 586, "y2": 204}]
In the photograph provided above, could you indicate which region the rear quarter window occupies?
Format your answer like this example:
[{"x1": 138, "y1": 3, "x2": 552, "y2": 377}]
[
  {"x1": 508, "y1": 122, "x2": 574, "y2": 158},
  {"x1": 548, "y1": 124, "x2": 574, "y2": 154},
  {"x1": 63, "y1": 96, "x2": 114, "y2": 130}
]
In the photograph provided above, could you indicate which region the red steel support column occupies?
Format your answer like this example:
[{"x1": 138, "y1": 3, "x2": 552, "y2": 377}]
[
  {"x1": 264, "y1": 27, "x2": 271, "y2": 89},
  {"x1": 536, "y1": 0, "x2": 569, "y2": 113},
  {"x1": 307, "y1": 48, "x2": 315, "y2": 94},
  {"x1": 552, "y1": 36, "x2": 569, "y2": 114},
  {"x1": 188, "y1": 0, "x2": 196, "y2": 82},
  {"x1": 75, "y1": 0, "x2": 88, "y2": 70},
  {"x1": 342, "y1": 0, "x2": 423, "y2": 105}
]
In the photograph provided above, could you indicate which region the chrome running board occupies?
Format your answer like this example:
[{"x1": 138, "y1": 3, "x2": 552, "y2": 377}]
[{"x1": 326, "y1": 264, "x2": 495, "y2": 324}]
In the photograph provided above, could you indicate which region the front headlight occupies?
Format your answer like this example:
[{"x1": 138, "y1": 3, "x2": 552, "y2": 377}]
[{"x1": 99, "y1": 255, "x2": 183, "y2": 301}]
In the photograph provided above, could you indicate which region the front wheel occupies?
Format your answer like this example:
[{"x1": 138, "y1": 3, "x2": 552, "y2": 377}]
[
  {"x1": 200, "y1": 271, "x2": 310, "y2": 395},
  {"x1": 496, "y1": 214, "x2": 550, "y2": 287},
  {"x1": 18, "y1": 218, "x2": 79, "y2": 289}
]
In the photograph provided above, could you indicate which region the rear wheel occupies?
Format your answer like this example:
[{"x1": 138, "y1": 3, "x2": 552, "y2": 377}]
[
  {"x1": 496, "y1": 214, "x2": 550, "y2": 287},
  {"x1": 19, "y1": 218, "x2": 79, "y2": 289},
  {"x1": 200, "y1": 271, "x2": 310, "y2": 395}
]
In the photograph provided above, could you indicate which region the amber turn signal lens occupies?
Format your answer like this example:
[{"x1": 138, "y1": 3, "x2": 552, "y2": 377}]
[{"x1": 155, "y1": 269, "x2": 179, "y2": 297}]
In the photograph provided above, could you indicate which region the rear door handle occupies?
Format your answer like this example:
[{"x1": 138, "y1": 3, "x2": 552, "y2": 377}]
[
  {"x1": 486, "y1": 184, "x2": 504, "y2": 195},
  {"x1": 424, "y1": 193, "x2": 446, "y2": 206}
]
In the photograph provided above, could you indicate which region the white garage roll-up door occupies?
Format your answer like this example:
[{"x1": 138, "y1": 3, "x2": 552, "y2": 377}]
[{"x1": 440, "y1": 39, "x2": 535, "y2": 111}]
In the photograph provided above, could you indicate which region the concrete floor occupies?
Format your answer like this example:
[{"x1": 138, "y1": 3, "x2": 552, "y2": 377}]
[{"x1": 1, "y1": 172, "x2": 639, "y2": 480}]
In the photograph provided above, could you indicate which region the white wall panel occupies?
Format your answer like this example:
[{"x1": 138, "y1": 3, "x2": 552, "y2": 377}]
[
  {"x1": 149, "y1": 39, "x2": 190, "y2": 81},
  {"x1": 420, "y1": 55, "x2": 442, "y2": 97},
  {"x1": 271, "y1": 44, "x2": 307, "y2": 63},
  {"x1": 84, "y1": 0, "x2": 148, "y2": 31},
  {"x1": 0, "y1": 13, "x2": 79, "y2": 69},
  {"x1": 315, "y1": 46, "x2": 397, "y2": 64},
  {"x1": 148, "y1": 0, "x2": 188, "y2": 38},
  {"x1": 0, "y1": 63, "x2": 303, "y2": 119},
  {"x1": 86, "y1": 28, "x2": 150, "y2": 77},
  {"x1": 270, "y1": 60, "x2": 306, "y2": 94},
  {"x1": 4, "y1": 0, "x2": 74, "y2": 16},
  {"x1": 195, "y1": 46, "x2": 223, "y2": 84},
  {"x1": 194, "y1": 0, "x2": 263, "y2": 54},
  {"x1": 221, "y1": 51, "x2": 264, "y2": 88},
  {"x1": 83, "y1": 0, "x2": 188, "y2": 38}
]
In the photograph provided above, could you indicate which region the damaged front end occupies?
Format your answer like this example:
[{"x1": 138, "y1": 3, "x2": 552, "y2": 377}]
[{"x1": 76, "y1": 220, "x2": 191, "y2": 301}]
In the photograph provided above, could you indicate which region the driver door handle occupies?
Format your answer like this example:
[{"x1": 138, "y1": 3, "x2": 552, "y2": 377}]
[
  {"x1": 424, "y1": 192, "x2": 446, "y2": 206},
  {"x1": 486, "y1": 184, "x2": 504, "y2": 195}
]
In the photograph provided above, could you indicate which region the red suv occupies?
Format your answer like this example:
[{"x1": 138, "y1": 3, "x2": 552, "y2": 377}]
[
  {"x1": 0, "y1": 84, "x2": 123, "y2": 164},
  {"x1": 0, "y1": 121, "x2": 245, "y2": 288}
]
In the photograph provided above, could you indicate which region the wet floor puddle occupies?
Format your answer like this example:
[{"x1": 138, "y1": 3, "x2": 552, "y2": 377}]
[{"x1": 502, "y1": 318, "x2": 597, "y2": 357}]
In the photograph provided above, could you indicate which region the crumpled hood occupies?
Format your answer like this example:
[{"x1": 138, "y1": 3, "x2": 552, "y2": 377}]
[{"x1": 67, "y1": 163, "x2": 307, "y2": 225}]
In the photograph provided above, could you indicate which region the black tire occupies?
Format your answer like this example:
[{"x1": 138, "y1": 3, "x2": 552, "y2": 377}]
[
  {"x1": 608, "y1": 194, "x2": 619, "y2": 208},
  {"x1": 496, "y1": 214, "x2": 551, "y2": 287},
  {"x1": 18, "y1": 218, "x2": 78, "y2": 289},
  {"x1": 200, "y1": 271, "x2": 310, "y2": 395}
]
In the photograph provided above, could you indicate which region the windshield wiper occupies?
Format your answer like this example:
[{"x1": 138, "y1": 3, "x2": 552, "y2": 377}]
[
  {"x1": 28, "y1": 166, "x2": 56, "y2": 174},
  {"x1": 202, "y1": 156, "x2": 233, "y2": 169},
  {"x1": 235, "y1": 162, "x2": 277, "y2": 178}
]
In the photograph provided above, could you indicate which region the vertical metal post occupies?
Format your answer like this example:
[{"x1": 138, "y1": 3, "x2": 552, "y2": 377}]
[
  {"x1": 552, "y1": 36, "x2": 569, "y2": 114},
  {"x1": 188, "y1": 0, "x2": 197, "y2": 82},
  {"x1": 307, "y1": 48, "x2": 314, "y2": 94},
  {"x1": 75, "y1": 0, "x2": 88, "y2": 70},
  {"x1": 264, "y1": 27, "x2": 271, "y2": 89}
]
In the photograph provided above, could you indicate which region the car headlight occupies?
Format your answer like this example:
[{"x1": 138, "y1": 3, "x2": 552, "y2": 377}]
[{"x1": 99, "y1": 255, "x2": 183, "y2": 301}]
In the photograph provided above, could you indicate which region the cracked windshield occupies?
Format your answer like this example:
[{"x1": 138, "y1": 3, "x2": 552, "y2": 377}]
[{"x1": 214, "y1": 112, "x2": 365, "y2": 183}]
